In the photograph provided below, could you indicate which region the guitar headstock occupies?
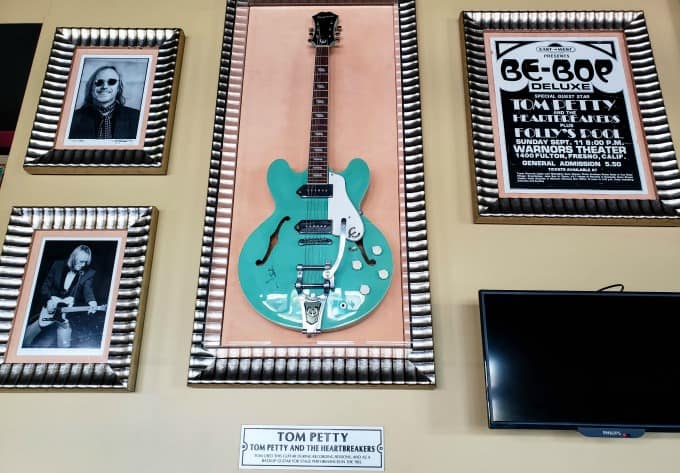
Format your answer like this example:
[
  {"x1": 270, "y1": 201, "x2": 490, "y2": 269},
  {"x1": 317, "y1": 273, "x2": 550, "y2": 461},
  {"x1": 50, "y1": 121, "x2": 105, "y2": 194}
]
[{"x1": 308, "y1": 11, "x2": 340, "y2": 47}]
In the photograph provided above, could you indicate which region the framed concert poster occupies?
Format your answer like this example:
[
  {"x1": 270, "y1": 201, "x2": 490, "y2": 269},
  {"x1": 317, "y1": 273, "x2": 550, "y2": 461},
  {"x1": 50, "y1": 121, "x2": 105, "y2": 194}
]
[
  {"x1": 0, "y1": 207, "x2": 157, "y2": 390},
  {"x1": 188, "y1": 0, "x2": 434, "y2": 385},
  {"x1": 23, "y1": 28, "x2": 184, "y2": 174},
  {"x1": 462, "y1": 11, "x2": 680, "y2": 225}
]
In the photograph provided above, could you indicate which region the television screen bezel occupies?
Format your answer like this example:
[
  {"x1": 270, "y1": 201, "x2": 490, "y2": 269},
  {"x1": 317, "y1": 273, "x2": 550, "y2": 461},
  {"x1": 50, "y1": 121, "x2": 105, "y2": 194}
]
[{"x1": 478, "y1": 289, "x2": 680, "y2": 433}]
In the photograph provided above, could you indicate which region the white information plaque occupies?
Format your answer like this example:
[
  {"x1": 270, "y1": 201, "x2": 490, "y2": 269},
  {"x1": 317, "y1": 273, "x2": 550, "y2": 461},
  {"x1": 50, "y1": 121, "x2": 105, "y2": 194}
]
[{"x1": 239, "y1": 425, "x2": 384, "y2": 470}]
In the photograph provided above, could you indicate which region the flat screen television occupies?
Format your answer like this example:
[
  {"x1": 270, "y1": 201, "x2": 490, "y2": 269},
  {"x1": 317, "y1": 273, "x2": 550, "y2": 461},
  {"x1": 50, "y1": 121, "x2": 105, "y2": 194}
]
[{"x1": 479, "y1": 290, "x2": 680, "y2": 437}]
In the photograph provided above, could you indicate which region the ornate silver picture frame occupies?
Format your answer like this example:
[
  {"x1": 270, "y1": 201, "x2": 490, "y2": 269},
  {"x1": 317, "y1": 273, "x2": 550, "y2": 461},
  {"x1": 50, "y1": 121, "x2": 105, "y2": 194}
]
[
  {"x1": 189, "y1": 0, "x2": 434, "y2": 385},
  {"x1": 462, "y1": 11, "x2": 680, "y2": 225},
  {"x1": 24, "y1": 28, "x2": 184, "y2": 174},
  {"x1": 0, "y1": 207, "x2": 157, "y2": 390}
]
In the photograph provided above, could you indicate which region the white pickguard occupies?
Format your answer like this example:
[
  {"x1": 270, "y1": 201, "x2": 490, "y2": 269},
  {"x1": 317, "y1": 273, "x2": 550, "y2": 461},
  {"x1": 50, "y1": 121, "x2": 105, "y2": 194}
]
[{"x1": 328, "y1": 170, "x2": 364, "y2": 241}]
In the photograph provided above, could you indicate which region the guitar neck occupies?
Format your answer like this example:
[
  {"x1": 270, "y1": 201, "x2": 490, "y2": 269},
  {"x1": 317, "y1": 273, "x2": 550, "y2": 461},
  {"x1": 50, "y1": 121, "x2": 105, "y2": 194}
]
[
  {"x1": 60, "y1": 305, "x2": 105, "y2": 314},
  {"x1": 307, "y1": 46, "x2": 330, "y2": 185}
]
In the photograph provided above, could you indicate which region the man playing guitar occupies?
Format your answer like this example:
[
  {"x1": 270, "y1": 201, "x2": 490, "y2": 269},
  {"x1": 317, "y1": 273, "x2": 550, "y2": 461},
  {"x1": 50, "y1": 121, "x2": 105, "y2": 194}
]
[{"x1": 22, "y1": 244, "x2": 101, "y2": 349}]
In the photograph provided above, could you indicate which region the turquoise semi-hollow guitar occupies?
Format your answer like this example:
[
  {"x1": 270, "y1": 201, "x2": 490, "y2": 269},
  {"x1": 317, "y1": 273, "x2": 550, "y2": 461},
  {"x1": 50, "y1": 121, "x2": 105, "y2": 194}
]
[{"x1": 238, "y1": 12, "x2": 393, "y2": 335}]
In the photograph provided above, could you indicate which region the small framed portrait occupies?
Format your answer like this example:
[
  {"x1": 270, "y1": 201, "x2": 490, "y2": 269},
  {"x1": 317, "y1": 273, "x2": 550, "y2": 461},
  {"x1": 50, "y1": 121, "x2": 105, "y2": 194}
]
[
  {"x1": 0, "y1": 207, "x2": 157, "y2": 390},
  {"x1": 189, "y1": 1, "x2": 434, "y2": 386},
  {"x1": 461, "y1": 11, "x2": 680, "y2": 225},
  {"x1": 24, "y1": 28, "x2": 184, "y2": 174}
]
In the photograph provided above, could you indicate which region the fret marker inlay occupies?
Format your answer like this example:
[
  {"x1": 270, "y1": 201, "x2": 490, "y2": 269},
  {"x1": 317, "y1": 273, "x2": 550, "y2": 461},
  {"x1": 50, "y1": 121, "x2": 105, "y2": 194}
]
[{"x1": 307, "y1": 45, "x2": 331, "y2": 185}]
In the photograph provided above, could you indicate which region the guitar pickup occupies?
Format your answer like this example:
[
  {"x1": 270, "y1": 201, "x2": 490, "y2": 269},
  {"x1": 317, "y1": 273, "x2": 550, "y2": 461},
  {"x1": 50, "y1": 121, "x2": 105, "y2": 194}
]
[
  {"x1": 296, "y1": 184, "x2": 333, "y2": 198},
  {"x1": 298, "y1": 237, "x2": 333, "y2": 246},
  {"x1": 295, "y1": 220, "x2": 332, "y2": 234}
]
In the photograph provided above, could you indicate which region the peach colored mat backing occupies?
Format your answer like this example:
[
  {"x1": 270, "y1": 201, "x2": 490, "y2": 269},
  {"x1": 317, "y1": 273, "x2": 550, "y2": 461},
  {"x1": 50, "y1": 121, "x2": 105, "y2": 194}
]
[{"x1": 216, "y1": 5, "x2": 409, "y2": 347}]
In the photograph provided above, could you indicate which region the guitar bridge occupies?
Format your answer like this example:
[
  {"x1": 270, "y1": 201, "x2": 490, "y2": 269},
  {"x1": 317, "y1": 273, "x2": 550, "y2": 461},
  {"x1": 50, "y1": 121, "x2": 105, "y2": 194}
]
[
  {"x1": 298, "y1": 237, "x2": 333, "y2": 246},
  {"x1": 295, "y1": 263, "x2": 333, "y2": 335}
]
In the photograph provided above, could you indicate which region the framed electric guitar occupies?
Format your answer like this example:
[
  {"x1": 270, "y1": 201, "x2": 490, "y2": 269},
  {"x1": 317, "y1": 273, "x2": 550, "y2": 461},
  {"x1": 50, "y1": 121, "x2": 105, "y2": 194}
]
[
  {"x1": 238, "y1": 12, "x2": 393, "y2": 335},
  {"x1": 190, "y1": 1, "x2": 434, "y2": 386}
]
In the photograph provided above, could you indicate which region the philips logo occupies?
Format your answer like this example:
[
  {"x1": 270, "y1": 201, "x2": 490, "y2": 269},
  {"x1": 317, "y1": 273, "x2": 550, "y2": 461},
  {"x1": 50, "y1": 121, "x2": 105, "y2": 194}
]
[{"x1": 578, "y1": 427, "x2": 643, "y2": 438}]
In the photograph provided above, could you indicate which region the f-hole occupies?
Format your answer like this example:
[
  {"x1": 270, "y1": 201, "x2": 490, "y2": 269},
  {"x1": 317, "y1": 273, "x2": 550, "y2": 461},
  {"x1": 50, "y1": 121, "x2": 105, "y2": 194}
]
[{"x1": 256, "y1": 216, "x2": 291, "y2": 266}]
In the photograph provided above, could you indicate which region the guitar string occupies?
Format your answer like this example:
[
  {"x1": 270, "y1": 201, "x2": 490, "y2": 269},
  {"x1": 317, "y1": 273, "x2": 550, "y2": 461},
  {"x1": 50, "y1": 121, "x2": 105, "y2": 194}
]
[{"x1": 307, "y1": 45, "x2": 330, "y2": 288}]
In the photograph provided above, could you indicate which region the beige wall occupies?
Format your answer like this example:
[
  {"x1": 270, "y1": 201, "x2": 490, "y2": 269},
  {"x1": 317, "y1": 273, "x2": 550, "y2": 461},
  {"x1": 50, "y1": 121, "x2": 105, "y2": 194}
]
[{"x1": 1, "y1": 0, "x2": 679, "y2": 472}]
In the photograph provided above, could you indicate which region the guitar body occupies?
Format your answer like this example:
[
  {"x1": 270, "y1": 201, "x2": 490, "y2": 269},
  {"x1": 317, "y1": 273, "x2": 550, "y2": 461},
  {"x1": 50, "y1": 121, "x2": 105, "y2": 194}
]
[
  {"x1": 238, "y1": 158, "x2": 393, "y2": 333},
  {"x1": 37, "y1": 297, "x2": 107, "y2": 328},
  {"x1": 38, "y1": 297, "x2": 73, "y2": 327}
]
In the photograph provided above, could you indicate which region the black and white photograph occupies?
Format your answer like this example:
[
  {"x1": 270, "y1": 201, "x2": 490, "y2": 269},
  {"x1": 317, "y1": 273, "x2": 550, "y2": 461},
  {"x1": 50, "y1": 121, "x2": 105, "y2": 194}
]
[
  {"x1": 17, "y1": 237, "x2": 121, "y2": 356},
  {"x1": 63, "y1": 53, "x2": 154, "y2": 146}
]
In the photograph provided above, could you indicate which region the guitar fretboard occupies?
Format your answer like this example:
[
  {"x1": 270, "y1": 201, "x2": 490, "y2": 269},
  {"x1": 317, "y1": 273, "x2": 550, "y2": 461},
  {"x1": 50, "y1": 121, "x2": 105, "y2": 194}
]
[{"x1": 307, "y1": 46, "x2": 330, "y2": 184}]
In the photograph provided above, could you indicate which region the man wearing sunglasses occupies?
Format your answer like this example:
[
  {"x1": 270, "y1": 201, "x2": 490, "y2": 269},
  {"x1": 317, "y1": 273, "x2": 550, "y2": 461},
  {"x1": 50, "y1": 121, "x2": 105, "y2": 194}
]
[{"x1": 68, "y1": 65, "x2": 140, "y2": 140}]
